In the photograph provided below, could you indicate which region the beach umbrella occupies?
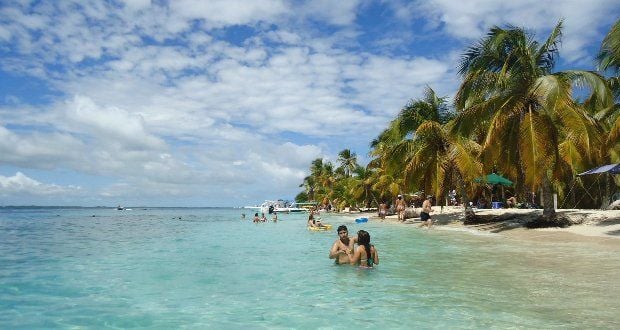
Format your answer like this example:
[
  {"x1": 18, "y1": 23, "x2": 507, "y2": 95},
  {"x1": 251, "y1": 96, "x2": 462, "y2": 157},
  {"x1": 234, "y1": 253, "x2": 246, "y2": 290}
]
[
  {"x1": 474, "y1": 173, "x2": 513, "y2": 202},
  {"x1": 474, "y1": 173, "x2": 513, "y2": 186}
]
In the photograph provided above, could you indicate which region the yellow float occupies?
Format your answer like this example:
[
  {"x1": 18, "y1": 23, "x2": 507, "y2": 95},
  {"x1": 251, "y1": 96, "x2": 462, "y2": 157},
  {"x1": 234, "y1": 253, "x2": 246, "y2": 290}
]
[{"x1": 307, "y1": 224, "x2": 332, "y2": 231}]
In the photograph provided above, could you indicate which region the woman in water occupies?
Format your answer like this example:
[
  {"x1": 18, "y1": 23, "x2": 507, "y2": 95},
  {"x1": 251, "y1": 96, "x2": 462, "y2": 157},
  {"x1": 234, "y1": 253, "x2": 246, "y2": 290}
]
[{"x1": 349, "y1": 230, "x2": 379, "y2": 268}]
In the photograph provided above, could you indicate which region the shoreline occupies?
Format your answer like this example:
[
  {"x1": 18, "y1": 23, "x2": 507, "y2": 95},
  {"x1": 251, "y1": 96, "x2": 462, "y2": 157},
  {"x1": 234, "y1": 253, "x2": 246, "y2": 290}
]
[{"x1": 354, "y1": 207, "x2": 620, "y2": 248}]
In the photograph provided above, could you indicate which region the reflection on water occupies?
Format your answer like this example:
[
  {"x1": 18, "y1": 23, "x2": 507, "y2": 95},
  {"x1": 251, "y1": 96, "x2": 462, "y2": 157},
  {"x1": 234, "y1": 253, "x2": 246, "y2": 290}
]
[{"x1": 0, "y1": 207, "x2": 618, "y2": 328}]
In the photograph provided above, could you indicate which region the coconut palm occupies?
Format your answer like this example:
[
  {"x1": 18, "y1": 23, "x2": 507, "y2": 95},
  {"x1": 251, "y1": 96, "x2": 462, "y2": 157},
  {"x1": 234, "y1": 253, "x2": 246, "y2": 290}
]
[
  {"x1": 337, "y1": 149, "x2": 358, "y2": 178},
  {"x1": 454, "y1": 21, "x2": 613, "y2": 222},
  {"x1": 299, "y1": 158, "x2": 325, "y2": 201},
  {"x1": 597, "y1": 18, "x2": 620, "y2": 163},
  {"x1": 348, "y1": 164, "x2": 377, "y2": 208},
  {"x1": 597, "y1": 18, "x2": 620, "y2": 78},
  {"x1": 374, "y1": 87, "x2": 481, "y2": 206},
  {"x1": 370, "y1": 87, "x2": 449, "y2": 193}
]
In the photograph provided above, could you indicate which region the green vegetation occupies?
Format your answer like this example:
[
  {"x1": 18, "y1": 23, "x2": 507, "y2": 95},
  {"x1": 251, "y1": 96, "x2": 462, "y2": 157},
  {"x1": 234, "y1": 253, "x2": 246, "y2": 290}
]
[{"x1": 297, "y1": 20, "x2": 620, "y2": 225}]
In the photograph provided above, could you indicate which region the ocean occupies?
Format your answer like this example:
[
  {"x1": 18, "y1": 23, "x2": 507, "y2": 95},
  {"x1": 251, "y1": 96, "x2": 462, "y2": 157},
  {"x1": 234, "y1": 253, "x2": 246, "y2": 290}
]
[{"x1": 1, "y1": 207, "x2": 619, "y2": 328}]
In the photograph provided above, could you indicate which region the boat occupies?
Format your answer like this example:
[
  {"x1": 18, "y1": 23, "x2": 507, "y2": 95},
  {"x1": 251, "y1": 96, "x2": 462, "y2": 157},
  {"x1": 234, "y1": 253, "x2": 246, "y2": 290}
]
[
  {"x1": 116, "y1": 205, "x2": 125, "y2": 210},
  {"x1": 243, "y1": 200, "x2": 308, "y2": 214}
]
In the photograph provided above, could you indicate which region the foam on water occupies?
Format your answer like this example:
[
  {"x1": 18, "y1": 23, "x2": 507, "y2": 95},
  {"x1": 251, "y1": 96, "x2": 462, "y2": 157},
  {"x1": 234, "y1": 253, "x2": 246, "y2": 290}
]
[{"x1": 1, "y1": 207, "x2": 619, "y2": 328}]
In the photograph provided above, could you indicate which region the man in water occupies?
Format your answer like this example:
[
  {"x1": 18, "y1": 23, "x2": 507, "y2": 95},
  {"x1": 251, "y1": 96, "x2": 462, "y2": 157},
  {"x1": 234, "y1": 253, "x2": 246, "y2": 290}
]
[
  {"x1": 419, "y1": 196, "x2": 434, "y2": 228},
  {"x1": 329, "y1": 225, "x2": 353, "y2": 264}
]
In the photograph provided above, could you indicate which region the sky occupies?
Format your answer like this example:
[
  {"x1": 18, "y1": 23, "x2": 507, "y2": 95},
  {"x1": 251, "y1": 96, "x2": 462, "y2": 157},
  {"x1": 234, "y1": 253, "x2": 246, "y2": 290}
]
[{"x1": 0, "y1": 0, "x2": 618, "y2": 207}]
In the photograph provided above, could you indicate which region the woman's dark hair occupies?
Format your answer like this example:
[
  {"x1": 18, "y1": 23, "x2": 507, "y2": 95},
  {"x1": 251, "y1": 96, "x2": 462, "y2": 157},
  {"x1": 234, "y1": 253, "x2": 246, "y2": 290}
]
[{"x1": 357, "y1": 230, "x2": 371, "y2": 262}]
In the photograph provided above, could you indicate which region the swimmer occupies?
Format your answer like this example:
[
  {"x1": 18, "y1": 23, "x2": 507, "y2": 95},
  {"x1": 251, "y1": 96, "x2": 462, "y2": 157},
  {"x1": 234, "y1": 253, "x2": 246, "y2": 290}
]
[
  {"x1": 329, "y1": 225, "x2": 352, "y2": 264},
  {"x1": 349, "y1": 230, "x2": 379, "y2": 268}
]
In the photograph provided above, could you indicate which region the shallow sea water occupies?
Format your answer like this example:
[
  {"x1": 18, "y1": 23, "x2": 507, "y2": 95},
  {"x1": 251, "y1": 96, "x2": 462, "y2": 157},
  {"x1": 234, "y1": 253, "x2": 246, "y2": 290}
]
[{"x1": 1, "y1": 207, "x2": 619, "y2": 328}]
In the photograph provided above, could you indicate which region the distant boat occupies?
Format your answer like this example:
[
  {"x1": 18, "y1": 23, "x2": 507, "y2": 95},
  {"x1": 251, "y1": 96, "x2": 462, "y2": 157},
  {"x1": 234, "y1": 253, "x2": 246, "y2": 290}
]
[
  {"x1": 243, "y1": 200, "x2": 308, "y2": 214},
  {"x1": 116, "y1": 205, "x2": 125, "y2": 210}
]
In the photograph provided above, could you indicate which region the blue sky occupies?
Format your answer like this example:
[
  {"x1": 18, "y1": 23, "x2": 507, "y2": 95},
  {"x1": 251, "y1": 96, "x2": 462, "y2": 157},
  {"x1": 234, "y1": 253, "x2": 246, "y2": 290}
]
[{"x1": 0, "y1": 0, "x2": 618, "y2": 207}]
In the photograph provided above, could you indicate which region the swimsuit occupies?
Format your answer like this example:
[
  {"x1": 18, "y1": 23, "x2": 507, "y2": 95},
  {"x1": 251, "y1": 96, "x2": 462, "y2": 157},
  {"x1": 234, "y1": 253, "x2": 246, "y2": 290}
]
[
  {"x1": 360, "y1": 246, "x2": 374, "y2": 268},
  {"x1": 421, "y1": 212, "x2": 430, "y2": 221}
]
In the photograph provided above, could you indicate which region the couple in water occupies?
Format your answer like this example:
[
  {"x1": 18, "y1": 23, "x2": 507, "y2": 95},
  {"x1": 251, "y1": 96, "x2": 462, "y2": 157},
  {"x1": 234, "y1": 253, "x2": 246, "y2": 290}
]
[{"x1": 329, "y1": 225, "x2": 379, "y2": 268}]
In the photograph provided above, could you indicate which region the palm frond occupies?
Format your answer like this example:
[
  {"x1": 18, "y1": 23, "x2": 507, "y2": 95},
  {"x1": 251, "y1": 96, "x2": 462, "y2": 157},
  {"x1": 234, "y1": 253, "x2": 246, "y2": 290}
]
[
  {"x1": 597, "y1": 18, "x2": 620, "y2": 74},
  {"x1": 536, "y1": 20, "x2": 563, "y2": 72},
  {"x1": 563, "y1": 70, "x2": 614, "y2": 111}
]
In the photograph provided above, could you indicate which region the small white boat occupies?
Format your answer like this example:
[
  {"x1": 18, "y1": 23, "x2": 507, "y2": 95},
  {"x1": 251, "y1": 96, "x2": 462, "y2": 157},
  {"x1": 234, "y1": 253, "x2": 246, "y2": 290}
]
[{"x1": 244, "y1": 200, "x2": 308, "y2": 214}]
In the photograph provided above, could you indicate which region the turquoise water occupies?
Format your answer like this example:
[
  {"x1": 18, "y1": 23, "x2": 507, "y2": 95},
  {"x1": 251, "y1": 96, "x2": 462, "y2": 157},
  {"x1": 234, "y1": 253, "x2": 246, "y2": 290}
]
[{"x1": 1, "y1": 207, "x2": 619, "y2": 328}]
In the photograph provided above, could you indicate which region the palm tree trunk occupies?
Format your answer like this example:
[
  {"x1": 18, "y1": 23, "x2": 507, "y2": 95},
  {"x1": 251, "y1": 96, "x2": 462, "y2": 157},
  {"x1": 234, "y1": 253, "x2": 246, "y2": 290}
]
[
  {"x1": 457, "y1": 172, "x2": 477, "y2": 222},
  {"x1": 457, "y1": 173, "x2": 469, "y2": 208},
  {"x1": 542, "y1": 174, "x2": 556, "y2": 220}
]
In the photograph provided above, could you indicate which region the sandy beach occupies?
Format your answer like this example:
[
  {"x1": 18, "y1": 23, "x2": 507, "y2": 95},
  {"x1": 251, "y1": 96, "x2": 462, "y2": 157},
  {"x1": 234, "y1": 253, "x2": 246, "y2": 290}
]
[{"x1": 370, "y1": 206, "x2": 620, "y2": 248}]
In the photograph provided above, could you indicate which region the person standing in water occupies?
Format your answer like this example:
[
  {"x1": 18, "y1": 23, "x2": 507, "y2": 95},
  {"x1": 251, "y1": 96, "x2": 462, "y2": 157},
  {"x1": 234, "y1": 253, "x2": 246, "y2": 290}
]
[
  {"x1": 329, "y1": 225, "x2": 353, "y2": 264},
  {"x1": 378, "y1": 201, "x2": 387, "y2": 220},
  {"x1": 349, "y1": 230, "x2": 379, "y2": 268},
  {"x1": 419, "y1": 196, "x2": 434, "y2": 228}
]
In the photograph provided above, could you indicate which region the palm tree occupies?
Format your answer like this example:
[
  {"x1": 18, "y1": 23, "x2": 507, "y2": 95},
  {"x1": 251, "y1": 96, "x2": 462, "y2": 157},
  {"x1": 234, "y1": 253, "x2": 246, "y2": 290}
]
[
  {"x1": 454, "y1": 21, "x2": 613, "y2": 222},
  {"x1": 348, "y1": 164, "x2": 376, "y2": 208},
  {"x1": 597, "y1": 18, "x2": 620, "y2": 163},
  {"x1": 299, "y1": 158, "x2": 325, "y2": 202},
  {"x1": 337, "y1": 149, "x2": 358, "y2": 178},
  {"x1": 374, "y1": 87, "x2": 481, "y2": 206},
  {"x1": 597, "y1": 19, "x2": 620, "y2": 82}
]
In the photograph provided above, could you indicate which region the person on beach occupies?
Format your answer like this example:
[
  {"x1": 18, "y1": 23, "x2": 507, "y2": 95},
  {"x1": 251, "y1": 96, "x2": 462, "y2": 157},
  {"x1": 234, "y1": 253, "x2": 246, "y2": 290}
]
[
  {"x1": 419, "y1": 196, "x2": 434, "y2": 228},
  {"x1": 329, "y1": 225, "x2": 353, "y2": 264},
  {"x1": 506, "y1": 196, "x2": 517, "y2": 208},
  {"x1": 260, "y1": 213, "x2": 267, "y2": 222},
  {"x1": 378, "y1": 201, "x2": 387, "y2": 220},
  {"x1": 349, "y1": 230, "x2": 379, "y2": 268},
  {"x1": 253, "y1": 212, "x2": 260, "y2": 223},
  {"x1": 396, "y1": 195, "x2": 406, "y2": 221},
  {"x1": 272, "y1": 212, "x2": 278, "y2": 222}
]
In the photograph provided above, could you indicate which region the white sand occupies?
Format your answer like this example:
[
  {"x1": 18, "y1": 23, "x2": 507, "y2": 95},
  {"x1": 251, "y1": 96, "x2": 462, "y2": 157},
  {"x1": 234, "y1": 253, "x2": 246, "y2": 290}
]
[{"x1": 369, "y1": 206, "x2": 620, "y2": 247}]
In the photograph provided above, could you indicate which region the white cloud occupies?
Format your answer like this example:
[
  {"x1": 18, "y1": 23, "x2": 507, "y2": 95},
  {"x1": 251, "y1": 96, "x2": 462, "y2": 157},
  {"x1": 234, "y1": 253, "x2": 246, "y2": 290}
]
[
  {"x1": 0, "y1": 172, "x2": 81, "y2": 196},
  {"x1": 0, "y1": 0, "x2": 615, "y2": 205},
  {"x1": 170, "y1": 0, "x2": 289, "y2": 28},
  {"x1": 59, "y1": 95, "x2": 165, "y2": 150},
  {"x1": 299, "y1": 0, "x2": 361, "y2": 26},
  {"x1": 417, "y1": 0, "x2": 618, "y2": 64},
  {"x1": 121, "y1": 0, "x2": 151, "y2": 12}
]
